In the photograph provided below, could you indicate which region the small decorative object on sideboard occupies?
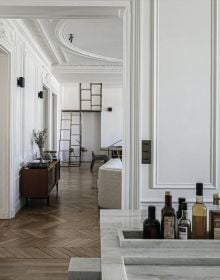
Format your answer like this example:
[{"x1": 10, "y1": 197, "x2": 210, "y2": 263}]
[
  {"x1": 44, "y1": 150, "x2": 53, "y2": 161},
  {"x1": 33, "y1": 128, "x2": 47, "y2": 162}
]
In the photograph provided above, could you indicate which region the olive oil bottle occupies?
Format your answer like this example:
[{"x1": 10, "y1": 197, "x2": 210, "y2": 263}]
[{"x1": 192, "y1": 183, "x2": 207, "y2": 239}]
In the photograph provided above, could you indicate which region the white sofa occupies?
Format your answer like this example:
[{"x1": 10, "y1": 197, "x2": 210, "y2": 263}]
[{"x1": 97, "y1": 158, "x2": 122, "y2": 209}]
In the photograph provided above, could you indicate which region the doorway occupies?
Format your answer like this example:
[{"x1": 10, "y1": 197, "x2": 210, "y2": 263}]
[{"x1": 0, "y1": 0, "x2": 141, "y2": 214}]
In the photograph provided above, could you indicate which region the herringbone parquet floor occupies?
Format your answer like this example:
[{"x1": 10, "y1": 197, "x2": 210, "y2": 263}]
[{"x1": 0, "y1": 163, "x2": 100, "y2": 280}]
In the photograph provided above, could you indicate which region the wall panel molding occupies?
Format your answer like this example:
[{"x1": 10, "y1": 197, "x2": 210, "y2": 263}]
[{"x1": 151, "y1": 0, "x2": 218, "y2": 189}]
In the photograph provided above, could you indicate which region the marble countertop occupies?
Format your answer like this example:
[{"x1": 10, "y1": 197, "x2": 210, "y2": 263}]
[{"x1": 100, "y1": 210, "x2": 220, "y2": 280}]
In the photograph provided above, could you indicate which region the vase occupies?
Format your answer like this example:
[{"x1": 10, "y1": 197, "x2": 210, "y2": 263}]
[{"x1": 39, "y1": 146, "x2": 44, "y2": 162}]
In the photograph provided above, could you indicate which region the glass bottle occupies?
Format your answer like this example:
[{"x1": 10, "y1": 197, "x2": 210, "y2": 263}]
[
  {"x1": 176, "y1": 197, "x2": 186, "y2": 220},
  {"x1": 161, "y1": 191, "x2": 176, "y2": 239},
  {"x1": 192, "y1": 183, "x2": 207, "y2": 239},
  {"x1": 209, "y1": 193, "x2": 220, "y2": 239},
  {"x1": 178, "y1": 202, "x2": 191, "y2": 240},
  {"x1": 143, "y1": 206, "x2": 160, "y2": 239}
]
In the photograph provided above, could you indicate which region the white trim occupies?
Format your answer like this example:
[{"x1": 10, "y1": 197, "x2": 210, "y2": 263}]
[
  {"x1": 128, "y1": 0, "x2": 140, "y2": 209},
  {"x1": 0, "y1": 43, "x2": 12, "y2": 219},
  {"x1": 52, "y1": 64, "x2": 122, "y2": 74},
  {"x1": 151, "y1": 0, "x2": 218, "y2": 189}
]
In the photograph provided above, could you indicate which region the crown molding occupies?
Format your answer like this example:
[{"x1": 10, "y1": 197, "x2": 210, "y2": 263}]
[
  {"x1": 0, "y1": 20, "x2": 15, "y2": 48},
  {"x1": 52, "y1": 64, "x2": 122, "y2": 74},
  {"x1": 35, "y1": 19, "x2": 63, "y2": 64},
  {"x1": 12, "y1": 19, "x2": 52, "y2": 67},
  {"x1": 0, "y1": 0, "x2": 129, "y2": 6}
]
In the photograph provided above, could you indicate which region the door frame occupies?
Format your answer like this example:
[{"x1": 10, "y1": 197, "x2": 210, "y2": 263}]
[
  {"x1": 0, "y1": 43, "x2": 13, "y2": 218},
  {"x1": 0, "y1": 0, "x2": 141, "y2": 217}
]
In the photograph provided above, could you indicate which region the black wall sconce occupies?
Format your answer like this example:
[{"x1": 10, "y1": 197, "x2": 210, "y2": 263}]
[
  {"x1": 17, "y1": 77, "x2": 25, "y2": 88},
  {"x1": 107, "y1": 107, "x2": 112, "y2": 112},
  {"x1": 38, "y1": 91, "x2": 43, "y2": 99}
]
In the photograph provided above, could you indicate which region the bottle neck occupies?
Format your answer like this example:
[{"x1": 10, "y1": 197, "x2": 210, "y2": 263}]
[
  {"x1": 165, "y1": 195, "x2": 172, "y2": 207},
  {"x1": 182, "y1": 210, "x2": 188, "y2": 219},
  {"x1": 196, "y1": 195, "x2": 203, "y2": 203},
  {"x1": 148, "y1": 213, "x2": 155, "y2": 220}
]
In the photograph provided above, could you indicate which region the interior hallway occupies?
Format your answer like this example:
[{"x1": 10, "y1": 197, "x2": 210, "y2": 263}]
[{"x1": 0, "y1": 164, "x2": 100, "y2": 280}]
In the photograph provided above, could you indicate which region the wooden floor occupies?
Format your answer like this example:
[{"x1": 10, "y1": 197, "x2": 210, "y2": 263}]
[{"x1": 0, "y1": 164, "x2": 100, "y2": 280}]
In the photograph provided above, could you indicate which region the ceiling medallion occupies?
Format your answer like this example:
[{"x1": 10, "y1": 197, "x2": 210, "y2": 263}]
[{"x1": 55, "y1": 19, "x2": 122, "y2": 63}]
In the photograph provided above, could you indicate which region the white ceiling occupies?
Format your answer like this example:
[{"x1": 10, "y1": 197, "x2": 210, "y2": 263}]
[{"x1": 20, "y1": 8, "x2": 123, "y2": 85}]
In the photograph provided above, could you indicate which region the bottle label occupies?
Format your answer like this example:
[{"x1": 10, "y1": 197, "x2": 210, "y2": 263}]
[
  {"x1": 164, "y1": 217, "x2": 175, "y2": 239},
  {"x1": 178, "y1": 226, "x2": 188, "y2": 240},
  {"x1": 214, "y1": 216, "x2": 220, "y2": 239}
]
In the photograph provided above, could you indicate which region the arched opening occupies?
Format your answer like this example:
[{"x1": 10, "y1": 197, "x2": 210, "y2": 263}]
[{"x1": 0, "y1": 47, "x2": 10, "y2": 218}]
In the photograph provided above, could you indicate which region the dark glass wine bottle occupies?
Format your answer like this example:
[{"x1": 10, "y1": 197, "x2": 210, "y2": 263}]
[
  {"x1": 178, "y1": 202, "x2": 191, "y2": 240},
  {"x1": 143, "y1": 206, "x2": 160, "y2": 239},
  {"x1": 176, "y1": 197, "x2": 186, "y2": 220},
  {"x1": 161, "y1": 191, "x2": 176, "y2": 239}
]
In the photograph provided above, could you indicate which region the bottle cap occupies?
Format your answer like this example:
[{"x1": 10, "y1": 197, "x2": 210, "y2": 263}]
[
  {"x1": 213, "y1": 193, "x2": 220, "y2": 205},
  {"x1": 213, "y1": 193, "x2": 220, "y2": 199},
  {"x1": 165, "y1": 191, "x2": 171, "y2": 196},
  {"x1": 148, "y1": 205, "x2": 156, "y2": 219},
  {"x1": 182, "y1": 202, "x2": 187, "y2": 210},
  {"x1": 196, "y1": 183, "x2": 203, "y2": 195},
  {"x1": 178, "y1": 197, "x2": 186, "y2": 204}
]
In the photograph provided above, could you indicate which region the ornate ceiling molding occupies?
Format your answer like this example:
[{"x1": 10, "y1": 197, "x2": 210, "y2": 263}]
[
  {"x1": 35, "y1": 19, "x2": 63, "y2": 64},
  {"x1": 55, "y1": 19, "x2": 123, "y2": 64},
  {"x1": 0, "y1": 20, "x2": 15, "y2": 47},
  {"x1": 52, "y1": 64, "x2": 122, "y2": 74}
]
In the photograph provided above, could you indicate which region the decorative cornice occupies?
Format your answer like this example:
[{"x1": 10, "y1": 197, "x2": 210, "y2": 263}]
[
  {"x1": 35, "y1": 19, "x2": 63, "y2": 64},
  {"x1": 52, "y1": 64, "x2": 123, "y2": 74},
  {"x1": 12, "y1": 19, "x2": 52, "y2": 67},
  {"x1": 0, "y1": 20, "x2": 15, "y2": 46}
]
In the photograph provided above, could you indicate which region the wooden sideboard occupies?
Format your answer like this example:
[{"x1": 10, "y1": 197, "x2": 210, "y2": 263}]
[{"x1": 20, "y1": 160, "x2": 60, "y2": 206}]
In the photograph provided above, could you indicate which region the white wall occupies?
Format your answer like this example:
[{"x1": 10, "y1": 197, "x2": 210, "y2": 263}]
[
  {"x1": 0, "y1": 19, "x2": 60, "y2": 218},
  {"x1": 139, "y1": 0, "x2": 220, "y2": 207},
  {"x1": 82, "y1": 112, "x2": 101, "y2": 161},
  {"x1": 61, "y1": 83, "x2": 80, "y2": 110},
  {"x1": 101, "y1": 87, "x2": 123, "y2": 147}
]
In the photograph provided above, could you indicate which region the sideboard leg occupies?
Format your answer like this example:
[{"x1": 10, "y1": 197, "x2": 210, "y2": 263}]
[
  {"x1": 26, "y1": 197, "x2": 28, "y2": 207},
  {"x1": 47, "y1": 196, "x2": 50, "y2": 206}
]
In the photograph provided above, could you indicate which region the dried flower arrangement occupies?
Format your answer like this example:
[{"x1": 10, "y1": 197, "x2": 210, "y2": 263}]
[{"x1": 33, "y1": 129, "x2": 48, "y2": 147}]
